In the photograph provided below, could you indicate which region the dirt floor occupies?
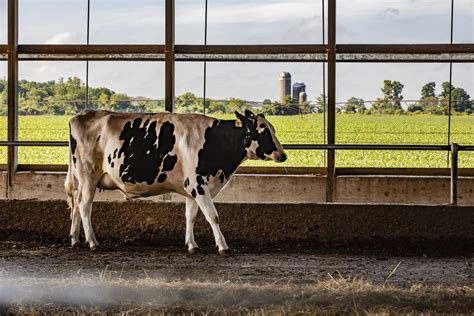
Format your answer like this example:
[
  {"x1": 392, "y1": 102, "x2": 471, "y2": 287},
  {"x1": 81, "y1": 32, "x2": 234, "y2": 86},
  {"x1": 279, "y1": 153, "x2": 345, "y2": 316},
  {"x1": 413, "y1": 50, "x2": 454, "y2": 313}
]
[{"x1": 0, "y1": 242, "x2": 472, "y2": 314}]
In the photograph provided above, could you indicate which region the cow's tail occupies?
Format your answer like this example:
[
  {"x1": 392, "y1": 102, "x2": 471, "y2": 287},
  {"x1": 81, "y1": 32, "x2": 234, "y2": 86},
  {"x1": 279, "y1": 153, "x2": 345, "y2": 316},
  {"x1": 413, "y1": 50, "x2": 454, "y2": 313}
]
[{"x1": 65, "y1": 122, "x2": 76, "y2": 218}]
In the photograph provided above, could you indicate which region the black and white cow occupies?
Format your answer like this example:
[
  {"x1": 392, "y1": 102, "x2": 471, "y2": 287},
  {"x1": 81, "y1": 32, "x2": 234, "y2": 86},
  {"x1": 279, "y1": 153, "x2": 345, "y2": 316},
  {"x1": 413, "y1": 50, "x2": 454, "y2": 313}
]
[{"x1": 65, "y1": 109, "x2": 287, "y2": 254}]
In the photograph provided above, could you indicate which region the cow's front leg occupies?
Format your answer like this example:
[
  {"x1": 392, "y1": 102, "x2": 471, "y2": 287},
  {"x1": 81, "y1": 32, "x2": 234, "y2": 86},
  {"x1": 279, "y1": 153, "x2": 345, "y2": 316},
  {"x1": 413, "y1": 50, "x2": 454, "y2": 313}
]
[
  {"x1": 194, "y1": 187, "x2": 229, "y2": 254},
  {"x1": 185, "y1": 198, "x2": 199, "y2": 253}
]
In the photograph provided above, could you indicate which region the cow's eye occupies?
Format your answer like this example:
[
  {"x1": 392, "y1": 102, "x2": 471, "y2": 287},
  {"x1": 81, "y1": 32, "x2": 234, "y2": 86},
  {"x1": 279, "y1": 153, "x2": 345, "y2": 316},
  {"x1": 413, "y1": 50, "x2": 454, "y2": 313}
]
[{"x1": 259, "y1": 124, "x2": 266, "y2": 128}]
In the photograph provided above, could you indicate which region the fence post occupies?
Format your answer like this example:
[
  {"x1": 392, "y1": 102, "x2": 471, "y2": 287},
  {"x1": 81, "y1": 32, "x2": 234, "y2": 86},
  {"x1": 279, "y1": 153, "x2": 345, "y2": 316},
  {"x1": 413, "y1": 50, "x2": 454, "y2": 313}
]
[
  {"x1": 326, "y1": 0, "x2": 336, "y2": 202},
  {"x1": 450, "y1": 143, "x2": 458, "y2": 205},
  {"x1": 7, "y1": 0, "x2": 19, "y2": 188},
  {"x1": 165, "y1": 0, "x2": 175, "y2": 112}
]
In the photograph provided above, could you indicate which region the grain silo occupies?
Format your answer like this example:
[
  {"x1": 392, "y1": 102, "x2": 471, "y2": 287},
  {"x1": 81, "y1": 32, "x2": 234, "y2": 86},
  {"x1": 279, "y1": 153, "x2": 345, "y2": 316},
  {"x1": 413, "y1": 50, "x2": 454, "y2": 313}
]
[
  {"x1": 292, "y1": 82, "x2": 306, "y2": 103},
  {"x1": 279, "y1": 72, "x2": 292, "y2": 103}
]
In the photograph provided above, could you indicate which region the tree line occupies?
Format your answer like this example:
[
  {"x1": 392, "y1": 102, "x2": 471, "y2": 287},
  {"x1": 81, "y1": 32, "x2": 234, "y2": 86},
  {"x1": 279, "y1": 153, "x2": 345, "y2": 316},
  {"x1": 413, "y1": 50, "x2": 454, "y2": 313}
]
[
  {"x1": 0, "y1": 77, "x2": 471, "y2": 116},
  {"x1": 335, "y1": 80, "x2": 472, "y2": 115}
]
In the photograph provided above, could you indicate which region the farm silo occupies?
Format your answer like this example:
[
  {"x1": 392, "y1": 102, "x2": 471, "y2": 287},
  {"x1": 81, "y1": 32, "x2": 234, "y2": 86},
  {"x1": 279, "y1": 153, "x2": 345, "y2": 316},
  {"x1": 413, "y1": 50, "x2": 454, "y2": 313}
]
[
  {"x1": 279, "y1": 72, "x2": 292, "y2": 103},
  {"x1": 292, "y1": 82, "x2": 306, "y2": 103}
]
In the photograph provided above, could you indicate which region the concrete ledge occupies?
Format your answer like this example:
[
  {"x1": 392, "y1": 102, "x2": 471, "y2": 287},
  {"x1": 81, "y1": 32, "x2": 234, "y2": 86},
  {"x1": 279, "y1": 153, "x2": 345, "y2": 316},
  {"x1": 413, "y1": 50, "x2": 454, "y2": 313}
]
[
  {"x1": 2, "y1": 172, "x2": 474, "y2": 205},
  {"x1": 0, "y1": 199, "x2": 472, "y2": 254}
]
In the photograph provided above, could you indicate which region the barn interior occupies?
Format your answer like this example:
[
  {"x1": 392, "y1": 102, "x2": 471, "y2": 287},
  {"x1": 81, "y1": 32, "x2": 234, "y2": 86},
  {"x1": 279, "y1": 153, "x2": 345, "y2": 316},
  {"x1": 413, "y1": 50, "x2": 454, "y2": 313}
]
[{"x1": 0, "y1": 0, "x2": 473, "y2": 313}]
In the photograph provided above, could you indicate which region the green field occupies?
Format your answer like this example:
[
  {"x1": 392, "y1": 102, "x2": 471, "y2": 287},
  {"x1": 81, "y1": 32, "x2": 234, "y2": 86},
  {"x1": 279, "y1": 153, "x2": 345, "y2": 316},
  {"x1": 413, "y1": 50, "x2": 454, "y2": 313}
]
[{"x1": 1, "y1": 114, "x2": 473, "y2": 167}]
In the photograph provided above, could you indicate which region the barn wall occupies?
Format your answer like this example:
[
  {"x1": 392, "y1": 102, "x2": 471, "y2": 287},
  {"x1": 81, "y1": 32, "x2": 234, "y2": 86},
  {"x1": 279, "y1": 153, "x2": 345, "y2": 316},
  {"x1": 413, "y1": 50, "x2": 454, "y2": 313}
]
[{"x1": 1, "y1": 171, "x2": 474, "y2": 205}]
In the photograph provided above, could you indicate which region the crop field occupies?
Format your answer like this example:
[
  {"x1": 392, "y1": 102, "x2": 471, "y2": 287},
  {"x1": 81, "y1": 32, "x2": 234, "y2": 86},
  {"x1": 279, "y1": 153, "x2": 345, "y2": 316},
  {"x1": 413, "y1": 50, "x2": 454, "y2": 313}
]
[{"x1": 0, "y1": 114, "x2": 473, "y2": 167}]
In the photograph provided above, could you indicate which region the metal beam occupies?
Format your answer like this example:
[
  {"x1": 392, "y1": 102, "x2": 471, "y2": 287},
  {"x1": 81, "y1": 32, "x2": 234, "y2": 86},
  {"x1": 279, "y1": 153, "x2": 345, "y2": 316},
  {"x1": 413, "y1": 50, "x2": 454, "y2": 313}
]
[
  {"x1": 326, "y1": 0, "x2": 336, "y2": 202},
  {"x1": 165, "y1": 0, "x2": 175, "y2": 112},
  {"x1": 18, "y1": 44, "x2": 166, "y2": 54},
  {"x1": 175, "y1": 44, "x2": 328, "y2": 54},
  {"x1": 7, "y1": 0, "x2": 18, "y2": 187},
  {"x1": 337, "y1": 44, "x2": 474, "y2": 54}
]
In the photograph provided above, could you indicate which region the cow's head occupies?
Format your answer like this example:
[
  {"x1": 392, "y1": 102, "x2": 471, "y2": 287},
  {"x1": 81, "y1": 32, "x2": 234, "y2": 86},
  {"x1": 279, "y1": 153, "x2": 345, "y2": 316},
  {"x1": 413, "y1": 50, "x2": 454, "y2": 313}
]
[{"x1": 235, "y1": 110, "x2": 287, "y2": 163}]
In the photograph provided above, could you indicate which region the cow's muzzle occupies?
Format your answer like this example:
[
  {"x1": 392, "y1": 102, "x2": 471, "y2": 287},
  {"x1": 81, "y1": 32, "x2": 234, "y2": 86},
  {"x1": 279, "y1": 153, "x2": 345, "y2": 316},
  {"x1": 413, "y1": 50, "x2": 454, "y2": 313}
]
[{"x1": 271, "y1": 151, "x2": 288, "y2": 162}]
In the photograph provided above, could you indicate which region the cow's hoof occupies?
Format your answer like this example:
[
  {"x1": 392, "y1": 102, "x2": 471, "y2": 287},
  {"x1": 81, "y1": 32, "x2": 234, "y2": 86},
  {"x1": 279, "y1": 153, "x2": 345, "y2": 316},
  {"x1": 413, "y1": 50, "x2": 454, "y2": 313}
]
[
  {"x1": 71, "y1": 242, "x2": 80, "y2": 249},
  {"x1": 188, "y1": 247, "x2": 199, "y2": 254},
  {"x1": 218, "y1": 248, "x2": 232, "y2": 256},
  {"x1": 90, "y1": 245, "x2": 100, "y2": 251}
]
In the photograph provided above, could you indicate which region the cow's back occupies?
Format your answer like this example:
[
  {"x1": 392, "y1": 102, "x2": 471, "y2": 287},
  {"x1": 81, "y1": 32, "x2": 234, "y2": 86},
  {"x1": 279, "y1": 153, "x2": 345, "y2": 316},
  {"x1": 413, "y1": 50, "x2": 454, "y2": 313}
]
[{"x1": 69, "y1": 110, "x2": 216, "y2": 198}]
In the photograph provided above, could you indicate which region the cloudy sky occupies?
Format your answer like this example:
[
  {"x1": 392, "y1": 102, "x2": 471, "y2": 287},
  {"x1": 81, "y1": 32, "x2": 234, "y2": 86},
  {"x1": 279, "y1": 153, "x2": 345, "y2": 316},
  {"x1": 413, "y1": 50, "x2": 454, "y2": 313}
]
[{"x1": 0, "y1": 0, "x2": 473, "y2": 103}]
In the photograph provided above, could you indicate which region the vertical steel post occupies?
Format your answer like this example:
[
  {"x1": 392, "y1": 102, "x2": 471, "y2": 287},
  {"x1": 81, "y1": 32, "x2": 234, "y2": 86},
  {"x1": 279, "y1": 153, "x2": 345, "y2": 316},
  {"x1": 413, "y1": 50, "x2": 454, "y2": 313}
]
[
  {"x1": 85, "y1": 0, "x2": 90, "y2": 110},
  {"x1": 165, "y1": 0, "x2": 175, "y2": 112},
  {"x1": 202, "y1": 0, "x2": 208, "y2": 115},
  {"x1": 7, "y1": 0, "x2": 18, "y2": 187},
  {"x1": 446, "y1": 0, "x2": 454, "y2": 167},
  {"x1": 326, "y1": 0, "x2": 336, "y2": 202},
  {"x1": 450, "y1": 143, "x2": 458, "y2": 205}
]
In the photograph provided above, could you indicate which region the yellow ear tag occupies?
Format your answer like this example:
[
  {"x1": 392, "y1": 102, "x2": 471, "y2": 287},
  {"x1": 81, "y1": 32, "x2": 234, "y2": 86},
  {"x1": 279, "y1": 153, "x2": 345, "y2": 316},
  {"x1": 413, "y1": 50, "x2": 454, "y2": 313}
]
[{"x1": 235, "y1": 119, "x2": 242, "y2": 127}]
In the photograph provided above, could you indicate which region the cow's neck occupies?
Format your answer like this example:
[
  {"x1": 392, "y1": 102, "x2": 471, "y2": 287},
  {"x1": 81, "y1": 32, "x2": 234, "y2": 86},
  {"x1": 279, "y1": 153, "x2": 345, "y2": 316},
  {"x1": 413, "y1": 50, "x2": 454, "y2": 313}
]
[{"x1": 196, "y1": 119, "x2": 248, "y2": 179}]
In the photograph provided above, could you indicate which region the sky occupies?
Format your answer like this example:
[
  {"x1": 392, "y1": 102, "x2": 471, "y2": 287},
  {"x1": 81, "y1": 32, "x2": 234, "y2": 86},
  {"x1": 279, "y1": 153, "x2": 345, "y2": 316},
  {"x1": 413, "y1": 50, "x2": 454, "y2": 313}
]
[{"x1": 0, "y1": 0, "x2": 473, "y2": 103}]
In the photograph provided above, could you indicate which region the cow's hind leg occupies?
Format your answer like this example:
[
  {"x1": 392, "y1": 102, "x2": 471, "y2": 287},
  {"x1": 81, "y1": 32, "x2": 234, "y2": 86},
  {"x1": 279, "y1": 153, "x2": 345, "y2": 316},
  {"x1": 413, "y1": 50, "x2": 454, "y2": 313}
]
[
  {"x1": 194, "y1": 188, "x2": 229, "y2": 254},
  {"x1": 65, "y1": 170, "x2": 81, "y2": 247},
  {"x1": 185, "y1": 198, "x2": 199, "y2": 253},
  {"x1": 70, "y1": 203, "x2": 81, "y2": 247},
  {"x1": 77, "y1": 177, "x2": 100, "y2": 250}
]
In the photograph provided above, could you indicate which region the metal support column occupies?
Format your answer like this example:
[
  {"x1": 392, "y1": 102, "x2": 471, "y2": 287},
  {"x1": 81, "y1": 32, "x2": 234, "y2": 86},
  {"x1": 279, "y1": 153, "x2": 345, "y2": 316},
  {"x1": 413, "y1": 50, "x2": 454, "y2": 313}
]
[
  {"x1": 326, "y1": 0, "x2": 336, "y2": 202},
  {"x1": 7, "y1": 0, "x2": 18, "y2": 187},
  {"x1": 450, "y1": 143, "x2": 458, "y2": 205},
  {"x1": 165, "y1": 0, "x2": 175, "y2": 112}
]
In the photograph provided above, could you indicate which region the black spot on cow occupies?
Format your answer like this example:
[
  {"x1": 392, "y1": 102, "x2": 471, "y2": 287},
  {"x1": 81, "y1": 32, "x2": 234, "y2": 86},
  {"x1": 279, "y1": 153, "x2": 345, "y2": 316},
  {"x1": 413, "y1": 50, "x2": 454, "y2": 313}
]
[
  {"x1": 184, "y1": 177, "x2": 190, "y2": 187},
  {"x1": 254, "y1": 128, "x2": 278, "y2": 159},
  {"x1": 113, "y1": 149, "x2": 118, "y2": 159},
  {"x1": 197, "y1": 185, "x2": 205, "y2": 195},
  {"x1": 118, "y1": 118, "x2": 177, "y2": 185},
  {"x1": 157, "y1": 173, "x2": 167, "y2": 183},
  {"x1": 69, "y1": 131, "x2": 77, "y2": 165},
  {"x1": 197, "y1": 176, "x2": 206, "y2": 186},
  {"x1": 96, "y1": 135, "x2": 101, "y2": 142},
  {"x1": 107, "y1": 154, "x2": 112, "y2": 165},
  {"x1": 195, "y1": 175, "x2": 208, "y2": 195},
  {"x1": 196, "y1": 120, "x2": 247, "y2": 180},
  {"x1": 162, "y1": 154, "x2": 177, "y2": 172},
  {"x1": 191, "y1": 189, "x2": 197, "y2": 198},
  {"x1": 111, "y1": 162, "x2": 114, "y2": 168}
]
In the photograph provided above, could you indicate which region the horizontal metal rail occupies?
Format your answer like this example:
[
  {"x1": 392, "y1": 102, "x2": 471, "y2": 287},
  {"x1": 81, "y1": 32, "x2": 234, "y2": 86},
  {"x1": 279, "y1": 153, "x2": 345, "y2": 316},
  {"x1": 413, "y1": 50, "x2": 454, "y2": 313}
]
[
  {"x1": 282, "y1": 144, "x2": 452, "y2": 151},
  {"x1": 1, "y1": 141, "x2": 473, "y2": 152},
  {"x1": 0, "y1": 141, "x2": 69, "y2": 146},
  {"x1": 1, "y1": 43, "x2": 474, "y2": 62}
]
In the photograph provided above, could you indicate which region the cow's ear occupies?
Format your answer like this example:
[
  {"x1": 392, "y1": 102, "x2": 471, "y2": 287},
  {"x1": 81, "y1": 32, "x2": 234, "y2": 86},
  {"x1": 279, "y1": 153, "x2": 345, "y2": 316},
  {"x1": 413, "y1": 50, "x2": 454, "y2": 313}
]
[
  {"x1": 235, "y1": 111, "x2": 245, "y2": 121},
  {"x1": 257, "y1": 113, "x2": 265, "y2": 118},
  {"x1": 245, "y1": 109, "x2": 256, "y2": 118}
]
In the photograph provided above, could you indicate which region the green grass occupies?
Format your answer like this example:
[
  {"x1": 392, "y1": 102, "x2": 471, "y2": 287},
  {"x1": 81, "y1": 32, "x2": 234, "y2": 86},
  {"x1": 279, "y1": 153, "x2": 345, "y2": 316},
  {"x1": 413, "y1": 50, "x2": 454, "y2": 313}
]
[{"x1": 1, "y1": 114, "x2": 473, "y2": 167}]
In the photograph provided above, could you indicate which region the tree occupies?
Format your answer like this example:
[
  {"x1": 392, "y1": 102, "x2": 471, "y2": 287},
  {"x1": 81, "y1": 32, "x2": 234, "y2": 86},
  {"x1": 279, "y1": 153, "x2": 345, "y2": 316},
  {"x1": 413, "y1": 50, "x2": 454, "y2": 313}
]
[
  {"x1": 343, "y1": 97, "x2": 366, "y2": 113},
  {"x1": 440, "y1": 81, "x2": 472, "y2": 114},
  {"x1": 176, "y1": 92, "x2": 201, "y2": 113},
  {"x1": 421, "y1": 82, "x2": 436, "y2": 99},
  {"x1": 412, "y1": 82, "x2": 439, "y2": 114},
  {"x1": 228, "y1": 98, "x2": 252, "y2": 113},
  {"x1": 372, "y1": 80, "x2": 404, "y2": 114},
  {"x1": 110, "y1": 93, "x2": 131, "y2": 112},
  {"x1": 208, "y1": 101, "x2": 227, "y2": 114},
  {"x1": 314, "y1": 94, "x2": 327, "y2": 114}
]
